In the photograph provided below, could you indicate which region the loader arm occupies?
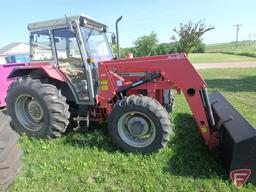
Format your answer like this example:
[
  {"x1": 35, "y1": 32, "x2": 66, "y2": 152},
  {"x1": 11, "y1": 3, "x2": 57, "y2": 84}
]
[{"x1": 99, "y1": 53, "x2": 217, "y2": 147}]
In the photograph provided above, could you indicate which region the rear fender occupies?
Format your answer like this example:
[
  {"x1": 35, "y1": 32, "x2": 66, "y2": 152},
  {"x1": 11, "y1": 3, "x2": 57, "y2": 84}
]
[
  {"x1": 8, "y1": 66, "x2": 66, "y2": 82},
  {"x1": 8, "y1": 67, "x2": 77, "y2": 102}
]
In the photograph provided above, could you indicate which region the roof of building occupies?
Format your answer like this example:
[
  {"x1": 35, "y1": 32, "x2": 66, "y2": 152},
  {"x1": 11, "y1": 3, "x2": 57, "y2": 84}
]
[{"x1": 0, "y1": 42, "x2": 22, "y2": 54}]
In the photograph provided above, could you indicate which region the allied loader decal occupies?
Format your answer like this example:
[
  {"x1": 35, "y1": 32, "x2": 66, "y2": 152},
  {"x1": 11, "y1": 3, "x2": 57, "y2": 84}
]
[{"x1": 230, "y1": 169, "x2": 251, "y2": 189}]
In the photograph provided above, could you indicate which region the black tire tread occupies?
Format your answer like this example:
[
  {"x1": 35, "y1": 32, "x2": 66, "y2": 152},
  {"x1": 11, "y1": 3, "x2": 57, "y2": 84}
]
[
  {"x1": 108, "y1": 95, "x2": 172, "y2": 153},
  {"x1": 0, "y1": 112, "x2": 22, "y2": 191},
  {"x1": 164, "y1": 90, "x2": 176, "y2": 113},
  {"x1": 6, "y1": 76, "x2": 70, "y2": 139}
]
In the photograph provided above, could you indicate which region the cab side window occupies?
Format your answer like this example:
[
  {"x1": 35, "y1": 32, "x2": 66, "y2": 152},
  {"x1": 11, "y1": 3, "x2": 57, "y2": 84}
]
[{"x1": 30, "y1": 30, "x2": 53, "y2": 61}]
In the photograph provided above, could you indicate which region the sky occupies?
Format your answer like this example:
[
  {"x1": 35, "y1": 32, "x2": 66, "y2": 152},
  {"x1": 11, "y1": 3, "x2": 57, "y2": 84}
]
[{"x1": 0, "y1": 0, "x2": 256, "y2": 48}]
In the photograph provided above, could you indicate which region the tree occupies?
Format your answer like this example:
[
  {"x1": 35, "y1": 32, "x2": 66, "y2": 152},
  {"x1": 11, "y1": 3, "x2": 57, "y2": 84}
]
[
  {"x1": 111, "y1": 43, "x2": 126, "y2": 58},
  {"x1": 190, "y1": 41, "x2": 205, "y2": 53},
  {"x1": 123, "y1": 47, "x2": 136, "y2": 56},
  {"x1": 173, "y1": 20, "x2": 214, "y2": 54},
  {"x1": 134, "y1": 32, "x2": 159, "y2": 56},
  {"x1": 157, "y1": 43, "x2": 177, "y2": 55}
]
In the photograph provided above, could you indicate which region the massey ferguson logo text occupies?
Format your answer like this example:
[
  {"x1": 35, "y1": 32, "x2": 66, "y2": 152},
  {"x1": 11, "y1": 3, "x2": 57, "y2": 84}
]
[{"x1": 230, "y1": 169, "x2": 251, "y2": 189}]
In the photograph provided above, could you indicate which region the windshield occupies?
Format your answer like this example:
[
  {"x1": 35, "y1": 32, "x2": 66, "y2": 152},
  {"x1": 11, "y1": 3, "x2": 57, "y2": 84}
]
[{"x1": 81, "y1": 27, "x2": 113, "y2": 62}]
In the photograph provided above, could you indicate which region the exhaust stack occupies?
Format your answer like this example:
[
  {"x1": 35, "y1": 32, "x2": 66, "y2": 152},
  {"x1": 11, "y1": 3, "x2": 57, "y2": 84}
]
[{"x1": 115, "y1": 16, "x2": 123, "y2": 59}]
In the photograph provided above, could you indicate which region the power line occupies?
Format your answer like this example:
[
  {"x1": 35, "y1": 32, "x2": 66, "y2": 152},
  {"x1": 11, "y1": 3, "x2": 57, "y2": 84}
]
[{"x1": 233, "y1": 24, "x2": 242, "y2": 48}]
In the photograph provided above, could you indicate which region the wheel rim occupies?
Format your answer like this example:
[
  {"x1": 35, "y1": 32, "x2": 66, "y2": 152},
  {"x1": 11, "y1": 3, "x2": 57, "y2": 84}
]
[
  {"x1": 117, "y1": 111, "x2": 156, "y2": 148},
  {"x1": 15, "y1": 94, "x2": 44, "y2": 132}
]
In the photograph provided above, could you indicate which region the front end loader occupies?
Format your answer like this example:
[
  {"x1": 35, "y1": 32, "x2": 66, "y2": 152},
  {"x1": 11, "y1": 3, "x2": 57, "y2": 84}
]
[{"x1": 4, "y1": 15, "x2": 256, "y2": 184}]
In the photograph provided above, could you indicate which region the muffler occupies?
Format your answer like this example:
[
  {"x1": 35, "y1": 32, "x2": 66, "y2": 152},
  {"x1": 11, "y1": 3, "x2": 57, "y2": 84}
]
[{"x1": 209, "y1": 92, "x2": 256, "y2": 184}]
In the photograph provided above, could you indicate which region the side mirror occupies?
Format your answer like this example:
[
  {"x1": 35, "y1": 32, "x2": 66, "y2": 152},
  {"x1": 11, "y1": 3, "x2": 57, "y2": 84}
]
[
  {"x1": 54, "y1": 37, "x2": 60, "y2": 43},
  {"x1": 111, "y1": 33, "x2": 116, "y2": 44}
]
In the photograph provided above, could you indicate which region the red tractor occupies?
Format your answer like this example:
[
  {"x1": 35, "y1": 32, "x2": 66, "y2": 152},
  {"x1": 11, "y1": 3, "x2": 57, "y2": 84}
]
[{"x1": 5, "y1": 15, "x2": 256, "y2": 183}]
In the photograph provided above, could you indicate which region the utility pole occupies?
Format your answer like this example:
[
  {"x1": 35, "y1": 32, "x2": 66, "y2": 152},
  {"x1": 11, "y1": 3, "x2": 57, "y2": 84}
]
[{"x1": 233, "y1": 24, "x2": 242, "y2": 48}]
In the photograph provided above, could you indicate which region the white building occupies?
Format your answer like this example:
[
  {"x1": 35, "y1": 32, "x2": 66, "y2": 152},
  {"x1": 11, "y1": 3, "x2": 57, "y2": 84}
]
[
  {"x1": 0, "y1": 42, "x2": 30, "y2": 64},
  {"x1": 0, "y1": 42, "x2": 69, "y2": 64}
]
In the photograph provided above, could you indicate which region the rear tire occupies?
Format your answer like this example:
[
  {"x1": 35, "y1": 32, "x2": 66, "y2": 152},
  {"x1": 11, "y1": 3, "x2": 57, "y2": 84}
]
[
  {"x1": 164, "y1": 90, "x2": 175, "y2": 113},
  {"x1": 6, "y1": 77, "x2": 70, "y2": 139},
  {"x1": 0, "y1": 112, "x2": 22, "y2": 191},
  {"x1": 108, "y1": 95, "x2": 172, "y2": 153}
]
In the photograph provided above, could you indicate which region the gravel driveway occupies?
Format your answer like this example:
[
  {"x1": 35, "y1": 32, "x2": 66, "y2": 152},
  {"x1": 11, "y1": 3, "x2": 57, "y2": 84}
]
[{"x1": 193, "y1": 61, "x2": 256, "y2": 69}]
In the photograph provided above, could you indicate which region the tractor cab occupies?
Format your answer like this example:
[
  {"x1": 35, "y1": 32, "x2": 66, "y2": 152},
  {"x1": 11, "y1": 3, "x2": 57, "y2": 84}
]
[{"x1": 28, "y1": 15, "x2": 114, "y2": 103}]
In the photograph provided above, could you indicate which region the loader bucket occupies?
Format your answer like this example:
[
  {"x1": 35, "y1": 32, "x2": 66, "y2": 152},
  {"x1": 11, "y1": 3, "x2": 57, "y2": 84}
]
[{"x1": 209, "y1": 92, "x2": 256, "y2": 184}]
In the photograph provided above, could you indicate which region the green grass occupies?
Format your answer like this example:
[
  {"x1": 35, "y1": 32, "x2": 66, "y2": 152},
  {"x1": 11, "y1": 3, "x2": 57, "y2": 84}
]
[
  {"x1": 9, "y1": 68, "x2": 256, "y2": 192},
  {"x1": 190, "y1": 41, "x2": 256, "y2": 63},
  {"x1": 205, "y1": 41, "x2": 256, "y2": 58},
  {"x1": 189, "y1": 53, "x2": 256, "y2": 63},
  {"x1": 205, "y1": 41, "x2": 253, "y2": 52}
]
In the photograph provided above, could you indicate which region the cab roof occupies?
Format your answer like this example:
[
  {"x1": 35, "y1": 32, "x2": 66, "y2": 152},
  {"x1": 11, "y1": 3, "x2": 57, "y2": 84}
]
[{"x1": 28, "y1": 14, "x2": 107, "y2": 32}]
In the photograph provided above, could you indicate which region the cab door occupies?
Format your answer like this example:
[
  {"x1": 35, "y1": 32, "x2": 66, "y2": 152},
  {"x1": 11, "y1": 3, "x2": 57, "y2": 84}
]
[{"x1": 53, "y1": 28, "x2": 90, "y2": 102}]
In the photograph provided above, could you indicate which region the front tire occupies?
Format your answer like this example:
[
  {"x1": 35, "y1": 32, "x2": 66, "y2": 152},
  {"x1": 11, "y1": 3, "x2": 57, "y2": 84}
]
[
  {"x1": 108, "y1": 95, "x2": 172, "y2": 153},
  {"x1": 7, "y1": 77, "x2": 70, "y2": 139}
]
